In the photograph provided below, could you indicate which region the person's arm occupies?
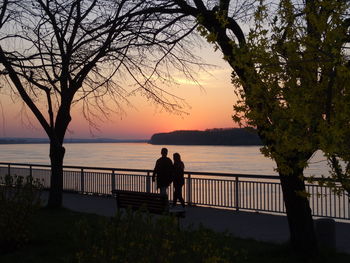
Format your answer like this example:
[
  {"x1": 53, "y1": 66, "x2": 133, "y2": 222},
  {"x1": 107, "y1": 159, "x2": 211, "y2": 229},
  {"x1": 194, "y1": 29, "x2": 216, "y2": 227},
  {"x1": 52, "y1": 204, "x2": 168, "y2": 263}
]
[{"x1": 152, "y1": 160, "x2": 158, "y2": 182}]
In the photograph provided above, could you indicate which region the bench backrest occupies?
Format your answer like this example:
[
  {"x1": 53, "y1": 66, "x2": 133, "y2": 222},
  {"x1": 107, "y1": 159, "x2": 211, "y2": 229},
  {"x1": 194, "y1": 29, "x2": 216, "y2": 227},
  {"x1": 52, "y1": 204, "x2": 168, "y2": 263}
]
[{"x1": 112, "y1": 190, "x2": 169, "y2": 214}]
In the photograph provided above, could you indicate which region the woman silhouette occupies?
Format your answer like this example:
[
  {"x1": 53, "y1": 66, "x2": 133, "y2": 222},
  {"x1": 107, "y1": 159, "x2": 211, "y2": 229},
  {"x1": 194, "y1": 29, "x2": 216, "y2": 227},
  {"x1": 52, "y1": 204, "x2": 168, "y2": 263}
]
[{"x1": 172, "y1": 152, "x2": 185, "y2": 208}]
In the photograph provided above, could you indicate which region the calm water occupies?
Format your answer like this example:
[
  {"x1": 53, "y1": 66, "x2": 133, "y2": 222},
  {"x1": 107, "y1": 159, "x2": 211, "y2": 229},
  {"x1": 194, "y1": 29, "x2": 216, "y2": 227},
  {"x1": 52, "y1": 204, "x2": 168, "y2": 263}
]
[{"x1": 0, "y1": 142, "x2": 330, "y2": 176}]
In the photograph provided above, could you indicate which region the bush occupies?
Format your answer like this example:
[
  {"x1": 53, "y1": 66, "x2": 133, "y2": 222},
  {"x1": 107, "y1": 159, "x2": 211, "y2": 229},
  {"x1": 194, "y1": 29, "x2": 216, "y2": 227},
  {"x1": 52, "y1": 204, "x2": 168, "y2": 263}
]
[
  {"x1": 73, "y1": 209, "x2": 246, "y2": 263},
  {"x1": 0, "y1": 174, "x2": 43, "y2": 253}
]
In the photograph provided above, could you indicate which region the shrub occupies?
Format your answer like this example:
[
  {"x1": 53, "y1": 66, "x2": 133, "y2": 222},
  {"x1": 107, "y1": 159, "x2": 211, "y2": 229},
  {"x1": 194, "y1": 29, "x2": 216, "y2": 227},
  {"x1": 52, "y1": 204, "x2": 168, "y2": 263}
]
[
  {"x1": 0, "y1": 174, "x2": 43, "y2": 253},
  {"x1": 73, "y1": 209, "x2": 246, "y2": 263}
]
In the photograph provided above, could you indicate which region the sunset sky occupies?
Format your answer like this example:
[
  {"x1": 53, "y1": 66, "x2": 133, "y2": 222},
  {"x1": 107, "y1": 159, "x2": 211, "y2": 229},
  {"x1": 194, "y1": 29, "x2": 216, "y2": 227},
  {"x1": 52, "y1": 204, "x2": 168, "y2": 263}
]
[{"x1": 0, "y1": 43, "x2": 237, "y2": 140}]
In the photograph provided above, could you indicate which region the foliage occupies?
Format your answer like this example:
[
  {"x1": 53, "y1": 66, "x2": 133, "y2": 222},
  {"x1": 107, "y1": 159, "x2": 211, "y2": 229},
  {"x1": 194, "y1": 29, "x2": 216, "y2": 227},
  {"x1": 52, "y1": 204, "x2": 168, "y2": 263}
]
[
  {"x1": 321, "y1": 89, "x2": 350, "y2": 196},
  {"x1": 73, "y1": 209, "x2": 246, "y2": 263},
  {"x1": 235, "y1": 0, "x2": 350, "y2": 195},
  {"x1": 1, "y1": 208, "x2": 349, "y2": 263},
  {"x1": 315, "y1": 157, "x2": 350, "y2": 196},
  {"x1": 0, "y1": 174, "x2": 43, "y2": 253},
  {"x1": 231, "y1": 0, "x2": 348, "y2": 171}
]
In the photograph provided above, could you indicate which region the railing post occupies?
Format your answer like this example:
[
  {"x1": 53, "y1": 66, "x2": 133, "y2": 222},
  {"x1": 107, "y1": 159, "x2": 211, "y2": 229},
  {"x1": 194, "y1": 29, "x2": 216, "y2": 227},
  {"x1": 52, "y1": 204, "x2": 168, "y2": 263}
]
[
  {"x1": 146, "y1": 171, "x2": 151, "y2": 193},
  {"x1": 29, "y1": 165, "x2": 33, "y2": 177},
  {"x1": 8, "y1": 164, "x2": 10, "y2": 176},
  {"x1": 80, "y1": 168, "x2": 85, "y2": 193},
  {"x1": 235, "y1": 176, "x2": 240, "y2": 211},
  {"x1": 111, "y1": 170, "x2": 116, "y2": 193},
  {"x1": 187, "y1": 173, "x2": 192, "y2": 206}
]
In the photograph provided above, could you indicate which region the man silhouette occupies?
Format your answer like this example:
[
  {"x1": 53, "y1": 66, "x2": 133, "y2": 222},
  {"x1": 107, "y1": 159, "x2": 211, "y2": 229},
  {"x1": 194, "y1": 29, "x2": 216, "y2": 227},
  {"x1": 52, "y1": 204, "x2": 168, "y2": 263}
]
[{"x1": 152, "y1": 148, "x2": 173, "y2": 195}]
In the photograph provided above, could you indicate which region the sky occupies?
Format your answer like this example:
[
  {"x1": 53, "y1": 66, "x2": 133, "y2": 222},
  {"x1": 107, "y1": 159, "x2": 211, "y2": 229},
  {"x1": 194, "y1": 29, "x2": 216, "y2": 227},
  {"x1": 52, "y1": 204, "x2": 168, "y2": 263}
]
[{"x1": 0, "y1": 43, "x2": 238, "y2": 140}]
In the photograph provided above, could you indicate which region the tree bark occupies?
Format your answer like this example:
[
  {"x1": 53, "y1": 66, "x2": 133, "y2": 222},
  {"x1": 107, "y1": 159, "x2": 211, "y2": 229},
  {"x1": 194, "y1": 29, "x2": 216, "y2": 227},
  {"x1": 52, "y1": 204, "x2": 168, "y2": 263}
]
[
  {"x1": 279, "y1": 164, "x2": 318, "y2": 255},
  {"x1": 47, "y1": 140, "x2": 65, "y2": 208}
]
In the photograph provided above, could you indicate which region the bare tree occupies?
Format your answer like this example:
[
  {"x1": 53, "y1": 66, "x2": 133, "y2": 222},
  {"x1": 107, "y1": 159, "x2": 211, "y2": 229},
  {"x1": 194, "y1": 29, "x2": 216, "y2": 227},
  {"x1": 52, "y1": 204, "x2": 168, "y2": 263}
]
[{"x1": 0, "y1": 0, "x2": 199, "y2": 208}]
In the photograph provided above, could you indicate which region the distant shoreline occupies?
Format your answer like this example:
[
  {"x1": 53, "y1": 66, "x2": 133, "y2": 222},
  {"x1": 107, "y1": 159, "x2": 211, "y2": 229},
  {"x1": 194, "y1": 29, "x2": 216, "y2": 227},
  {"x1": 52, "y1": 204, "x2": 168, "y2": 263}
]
[
  {"x1": 149, "y1": 128, "x2": 262, "y2": 146},
  {"x1": 0, "y1": 138, "x2": 148, "y2": 144}
]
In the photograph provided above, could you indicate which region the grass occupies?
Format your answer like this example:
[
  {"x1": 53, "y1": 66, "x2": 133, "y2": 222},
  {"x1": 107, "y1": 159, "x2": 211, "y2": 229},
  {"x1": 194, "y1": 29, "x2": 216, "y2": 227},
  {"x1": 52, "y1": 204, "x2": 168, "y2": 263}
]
[
  {"x1": 0, "y1": 208, "x2": 349, "y2": 263},
  {"x1": 0, "y1": 208, "x2": 92, "y2": 263}
]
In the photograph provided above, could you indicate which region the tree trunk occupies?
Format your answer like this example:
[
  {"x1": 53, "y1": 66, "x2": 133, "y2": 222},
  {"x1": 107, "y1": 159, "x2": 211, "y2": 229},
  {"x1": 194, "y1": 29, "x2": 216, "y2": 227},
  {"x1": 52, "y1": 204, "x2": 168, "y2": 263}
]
[
  {"x1": 47, "y1": 141, "x2": 65, "y2": 208},
  {"x1": 279, "y1": 166, "x2": 318, "y2": 255}
]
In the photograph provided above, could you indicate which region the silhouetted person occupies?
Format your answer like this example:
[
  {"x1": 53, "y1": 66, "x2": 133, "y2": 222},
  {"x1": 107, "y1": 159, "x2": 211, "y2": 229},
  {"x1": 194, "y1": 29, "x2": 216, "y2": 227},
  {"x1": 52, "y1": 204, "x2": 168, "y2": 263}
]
[
  {"x1": 172, "y1": 152, "x2": 185, "y2": 208},
  {"x1": 152, "y1": 148, "x2": 173, "y2": 195}
]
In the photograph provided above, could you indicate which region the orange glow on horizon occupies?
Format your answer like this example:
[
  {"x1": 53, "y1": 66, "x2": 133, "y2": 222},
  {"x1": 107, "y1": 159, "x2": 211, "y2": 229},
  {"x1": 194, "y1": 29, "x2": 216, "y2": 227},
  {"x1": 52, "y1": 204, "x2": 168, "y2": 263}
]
[{"x1": 0, "y1": 45, "x2": 239, "y2": 140}]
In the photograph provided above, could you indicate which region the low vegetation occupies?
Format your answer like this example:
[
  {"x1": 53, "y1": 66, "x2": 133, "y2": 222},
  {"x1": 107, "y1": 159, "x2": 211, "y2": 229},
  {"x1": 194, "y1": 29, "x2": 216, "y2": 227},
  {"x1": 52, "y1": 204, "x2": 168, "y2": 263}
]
[
  {"x1": 0, "y1": 174, "x2": 42, "y2": 253},
  {"x1": 0, "y1": 207, "x2": 349, "y2": 263}
]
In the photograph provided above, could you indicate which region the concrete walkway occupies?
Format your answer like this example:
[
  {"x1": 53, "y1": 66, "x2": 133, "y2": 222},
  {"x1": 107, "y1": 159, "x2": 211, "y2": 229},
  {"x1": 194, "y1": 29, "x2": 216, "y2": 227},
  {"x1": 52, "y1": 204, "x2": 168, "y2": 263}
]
[{"x1": 52, "y1": 192, "x2": 349, "y2": 254}]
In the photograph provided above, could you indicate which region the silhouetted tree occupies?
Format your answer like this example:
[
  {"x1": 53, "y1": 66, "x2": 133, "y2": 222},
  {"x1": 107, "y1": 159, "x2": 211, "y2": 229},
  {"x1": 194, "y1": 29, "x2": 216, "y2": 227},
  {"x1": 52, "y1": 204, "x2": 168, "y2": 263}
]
[
  {"x1": 0, "y1": 0, "x2": 199, "y2": 208},
  {"x1": 166, "y1": 0, "x2": 350, "y2": 255}
]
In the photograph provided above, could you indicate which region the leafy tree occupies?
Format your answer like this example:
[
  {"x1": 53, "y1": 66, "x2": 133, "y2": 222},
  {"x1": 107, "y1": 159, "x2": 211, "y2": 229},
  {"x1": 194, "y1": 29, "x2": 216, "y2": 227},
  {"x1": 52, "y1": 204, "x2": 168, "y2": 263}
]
[
  {"x1": 319, "y1": 40, "x2": 350, "y2": 196},
  {"x1": 0, "y1": 0, "x2": 198, "y2": 208},
  {"x1": 168, "y1": 0, "x2": 350, "y2": 254}
]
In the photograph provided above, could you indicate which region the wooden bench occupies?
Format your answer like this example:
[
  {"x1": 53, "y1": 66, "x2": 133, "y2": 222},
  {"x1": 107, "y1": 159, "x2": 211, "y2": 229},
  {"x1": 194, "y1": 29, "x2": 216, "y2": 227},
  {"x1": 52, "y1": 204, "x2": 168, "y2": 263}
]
[{"x1": 111, "y1": 189, "x2": 185, "y2": 219}]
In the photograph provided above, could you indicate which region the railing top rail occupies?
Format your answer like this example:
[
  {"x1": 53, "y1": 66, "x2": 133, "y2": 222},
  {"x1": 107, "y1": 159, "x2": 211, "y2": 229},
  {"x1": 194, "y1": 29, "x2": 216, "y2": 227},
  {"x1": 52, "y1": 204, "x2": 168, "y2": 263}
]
[
  {"x1": 0, "y1": 162, "x2": 151, "y2": 172},
  {"x1": 0, "y1": 161, "x2": 329, "y2": 181},
  {"x1": 0, "y1": 161, "x2": 281, "y2": 179},
  {"x1": 186, "y1": 171, "x2": 279, "y2": 179}
]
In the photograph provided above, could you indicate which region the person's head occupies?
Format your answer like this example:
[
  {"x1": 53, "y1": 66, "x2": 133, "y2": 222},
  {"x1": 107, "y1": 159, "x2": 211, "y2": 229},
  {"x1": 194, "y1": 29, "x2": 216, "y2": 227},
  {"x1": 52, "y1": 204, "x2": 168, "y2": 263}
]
[
  {"x1": 173, "y1": 152, "x2": 181, "y2": 163},
  {"x1": 161, "y1": 148, "x2": 168, "y2": 157}
]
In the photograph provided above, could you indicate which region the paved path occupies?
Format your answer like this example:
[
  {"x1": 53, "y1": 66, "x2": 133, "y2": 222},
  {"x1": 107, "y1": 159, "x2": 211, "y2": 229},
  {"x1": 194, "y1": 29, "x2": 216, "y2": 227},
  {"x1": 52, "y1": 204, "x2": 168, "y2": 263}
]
[{"x1": 47, "y1": 192, "x2": 350, "y2": 254}]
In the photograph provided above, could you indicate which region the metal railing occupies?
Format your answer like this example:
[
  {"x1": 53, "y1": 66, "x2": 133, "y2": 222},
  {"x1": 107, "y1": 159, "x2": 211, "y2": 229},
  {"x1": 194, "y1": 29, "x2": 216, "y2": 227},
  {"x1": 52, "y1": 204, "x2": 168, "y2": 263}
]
[{"x1": 0, "y1": 162, "x2": 349, "y2": 220}]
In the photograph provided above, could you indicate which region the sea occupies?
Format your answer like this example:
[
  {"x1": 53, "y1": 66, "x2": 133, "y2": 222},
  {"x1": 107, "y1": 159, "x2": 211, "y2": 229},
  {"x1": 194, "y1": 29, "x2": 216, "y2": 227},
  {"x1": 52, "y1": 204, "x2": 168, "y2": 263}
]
[{"x1": 0, "y1": 142, "x2": 330, "y2": 177}]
